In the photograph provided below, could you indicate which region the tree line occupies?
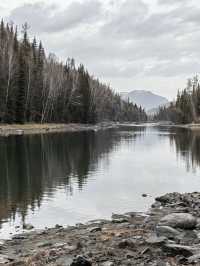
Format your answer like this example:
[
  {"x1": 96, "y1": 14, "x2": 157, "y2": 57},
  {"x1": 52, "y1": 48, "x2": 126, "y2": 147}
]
[
  {"x1": 0, "y1": 20, "x2": 147, "y2": 124},
  {"x1": 154, "y1": 76, "x2": 200, "y2": 124}
]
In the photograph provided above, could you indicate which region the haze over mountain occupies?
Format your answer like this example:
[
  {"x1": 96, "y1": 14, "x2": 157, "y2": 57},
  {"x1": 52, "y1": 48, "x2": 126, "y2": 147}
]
[{"x1": 122, "y1": 90, "x2": 169, "y2": 111}]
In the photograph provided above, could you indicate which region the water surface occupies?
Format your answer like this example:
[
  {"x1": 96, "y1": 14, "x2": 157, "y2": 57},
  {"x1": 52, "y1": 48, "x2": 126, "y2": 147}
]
[{"x1": 0, "y1": 125, "x2": 200, "y2": 239}]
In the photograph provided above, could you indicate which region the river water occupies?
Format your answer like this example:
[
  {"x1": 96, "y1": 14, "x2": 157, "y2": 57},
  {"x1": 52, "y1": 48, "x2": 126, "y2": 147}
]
[{"x1": 0, "y1": 125, "x2": 200, "y2": 239}]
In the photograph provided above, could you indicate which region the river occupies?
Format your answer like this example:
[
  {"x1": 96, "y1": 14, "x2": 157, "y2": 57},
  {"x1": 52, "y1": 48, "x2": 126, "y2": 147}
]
[{"x1": 0, "y1": 124, "x2": 200, "y2": 239}]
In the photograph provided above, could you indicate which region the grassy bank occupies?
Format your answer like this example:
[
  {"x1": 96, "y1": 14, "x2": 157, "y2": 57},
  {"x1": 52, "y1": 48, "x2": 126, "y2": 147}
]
[{"x1": 0, "y1": 123, "x2": 119, "y2": 137}]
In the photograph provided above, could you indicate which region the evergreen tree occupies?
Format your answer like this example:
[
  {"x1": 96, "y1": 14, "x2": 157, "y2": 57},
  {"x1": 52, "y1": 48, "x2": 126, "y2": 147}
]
[{"x1": 0, "y1": 20, "x2": 147, "y2": 125}]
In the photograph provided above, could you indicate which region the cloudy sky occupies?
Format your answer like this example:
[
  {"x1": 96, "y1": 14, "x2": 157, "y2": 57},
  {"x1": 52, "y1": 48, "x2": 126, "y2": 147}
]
[{"x1": 1, "y1": 0, "x2": 200, "y2": 100}]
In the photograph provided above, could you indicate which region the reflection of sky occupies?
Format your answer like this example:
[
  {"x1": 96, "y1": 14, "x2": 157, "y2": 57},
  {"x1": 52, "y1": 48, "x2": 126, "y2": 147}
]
[{"x1": 1, "y1": 127, "x2": 200, "y2": 239}]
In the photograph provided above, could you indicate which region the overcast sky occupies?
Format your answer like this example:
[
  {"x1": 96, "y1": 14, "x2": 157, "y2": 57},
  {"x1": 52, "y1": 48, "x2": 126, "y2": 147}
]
[{"x1": 1, "y1": 0, "x2": 200, "y2": 100}]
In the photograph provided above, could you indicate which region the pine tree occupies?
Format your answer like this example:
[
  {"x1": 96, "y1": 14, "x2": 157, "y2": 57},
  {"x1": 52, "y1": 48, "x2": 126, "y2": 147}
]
[{"x1": 0, "y1": 20, "x2": 147, "y2": 125}]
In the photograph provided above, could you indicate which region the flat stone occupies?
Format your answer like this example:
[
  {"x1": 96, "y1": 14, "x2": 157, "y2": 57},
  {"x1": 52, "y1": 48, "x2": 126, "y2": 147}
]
[
  {"x1": 56, "y1": 256, "x2": 73, "y2": 266},
  {"x1": 146, "y1": 235, "x2": 167, "y2": 245},
  {"x1": 101, "y1": 261, "x2": 114, "y2": 266},
  {"x1": 163, "y1": 243, "x2": 195, "y2": 257},
  {"x1": 0, "y1": 255, "x2": 9, "y2": 264},
  {"x1": 12, "y1": 235, "x2": 27, "y2": 240},
  {"x1": 53, "y1": 242, "x2": 67, "y2": 248},
  {"x1": 159, "y1": 213, "x2": 197, "y2": 229},
  {"x1": 37, "y1": 241, "x2": 52, "y2": 248},
  {"x1": 88, "y1": 226, "x2": 102, "y2": 233},
  {"x1": 188, "y1": 253, "x2": 200, "y2": 263},
  {"x1": 111, "y1": 214, "x2": 129, "y2": 223},
  {"x1": 156, "y1": 225, "x2": 181, "y2": 239}
]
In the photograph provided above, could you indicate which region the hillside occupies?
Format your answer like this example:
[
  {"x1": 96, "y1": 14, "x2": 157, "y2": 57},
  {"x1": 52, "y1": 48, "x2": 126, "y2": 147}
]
[{"x1": 0, "y1": 21, "x2": 147, "y2": 124}]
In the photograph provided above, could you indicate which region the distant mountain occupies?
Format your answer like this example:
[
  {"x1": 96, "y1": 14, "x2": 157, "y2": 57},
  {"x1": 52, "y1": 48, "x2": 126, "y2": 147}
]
[{"x1": 122, "y1": 90, "x2": 169, "y2": 111}]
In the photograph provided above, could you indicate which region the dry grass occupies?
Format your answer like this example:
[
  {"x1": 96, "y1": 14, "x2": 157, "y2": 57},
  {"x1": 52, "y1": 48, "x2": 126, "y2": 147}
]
[{"x1": 0, "y1": 123, "x2": 95, "y2": 136}]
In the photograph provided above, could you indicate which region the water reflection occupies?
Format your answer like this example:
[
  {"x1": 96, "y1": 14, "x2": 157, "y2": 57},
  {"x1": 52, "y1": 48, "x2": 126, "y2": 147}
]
[
  {"x1": 1, "y1": 125, "x2": 200, "y2": 238},
  {"x1": 0, "y1": 128, "x2": 145, "y2": 230},
  {"x1": 169, "y1": 128, "x2": 200, "y2": 171}
]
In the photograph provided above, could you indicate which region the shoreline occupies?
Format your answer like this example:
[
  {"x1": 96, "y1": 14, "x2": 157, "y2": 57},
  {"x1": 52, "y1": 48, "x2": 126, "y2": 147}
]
[
  {"x1": 155, "y1": 122, "x2": 200, "y2": 130},
  {"x1": 1, "y1": 122, "x2": 200, "y2": 137},
  {"x1": 2, "y1": 192, "x2": 200, "y2": 265},
  {"x1": 0, "y1": 123, "x2": 120, "y2": 137}
]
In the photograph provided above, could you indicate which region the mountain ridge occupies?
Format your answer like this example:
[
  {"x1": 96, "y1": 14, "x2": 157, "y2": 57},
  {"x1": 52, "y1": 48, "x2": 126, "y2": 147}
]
[{"x1": 122, "y1": 90, "x2": 169, "y2": 111}]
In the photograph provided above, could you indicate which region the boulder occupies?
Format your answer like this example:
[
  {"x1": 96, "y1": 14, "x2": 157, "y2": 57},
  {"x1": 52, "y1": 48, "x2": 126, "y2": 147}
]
[
  {"x1": 159, "y1": 213, "x2": 197, "y2": 229},
  {"x1": 156, "y1": 225, "x2": 181, "y2": 239}
]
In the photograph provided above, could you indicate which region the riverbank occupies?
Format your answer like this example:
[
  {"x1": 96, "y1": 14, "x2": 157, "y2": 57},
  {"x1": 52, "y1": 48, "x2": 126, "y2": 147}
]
[
  {"x1": 0, "y1": 123, "x2": 120, "y2": 136},
  {"x1": 2, "y1": 192, "x2": 200, "y2": 265},
  {"x1": 2, "y1": 122, "x2": 199, "y2": 137},
  {"x1": 156, "y1": 122, "x2": 200, "y2": 130}
]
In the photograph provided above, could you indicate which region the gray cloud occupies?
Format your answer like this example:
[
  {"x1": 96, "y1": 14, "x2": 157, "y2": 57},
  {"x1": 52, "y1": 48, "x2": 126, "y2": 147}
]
[
  {"x1": 158, "y1": 0, "x2": 190, "y2": 6},
  {"x1": 8, "y1": 1, "x2": 102, "y2": 33},
  {"x1": 101, "y1": 1, "x2": 200, "y2": 40},
  {"x1": 146, "y1": 60, "x2": 200, "y2": 77},
  {"x1": 6, "y1": 0, "x2": 200, "y2": 98}
]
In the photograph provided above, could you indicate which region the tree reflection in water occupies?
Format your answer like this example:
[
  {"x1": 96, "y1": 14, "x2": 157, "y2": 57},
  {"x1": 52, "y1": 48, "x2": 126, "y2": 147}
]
[
  {"x1": 169, "y1": 128, "x2": 200, "y2": 172},
  {"x1": 0, "y1": 127, "x2": 145, "y2": 228}
]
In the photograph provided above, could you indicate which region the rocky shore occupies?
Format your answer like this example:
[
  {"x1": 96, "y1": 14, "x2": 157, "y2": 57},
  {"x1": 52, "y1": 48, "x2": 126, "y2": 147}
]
[{"x1": 2, "y1": 192, "x2": 200, "y2": 265}]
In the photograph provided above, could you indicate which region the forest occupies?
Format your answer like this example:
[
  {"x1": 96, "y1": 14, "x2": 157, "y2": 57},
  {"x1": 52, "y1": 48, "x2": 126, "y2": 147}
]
[
  {"x1": 154, "y1": 76, "x2": 200, "y2": 124},
  {"x1": 0, "y1": 20, "x2": 147, "y2": 124}
]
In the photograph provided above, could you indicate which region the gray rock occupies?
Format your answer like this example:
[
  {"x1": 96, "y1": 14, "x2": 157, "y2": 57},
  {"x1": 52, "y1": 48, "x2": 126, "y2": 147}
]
[
  {"x1": 12, "y1": 235, "x2": 27, "y2": 240},
  {"x1": 142, "y1": 194, "x2": 148, "y2": 197},
  {"x1": 159, "y1": 213, "x2": 197, "y2": 229},
  {"x1": 70, "y1": 255, "x2": 92, "y2": 266},
  {"x1": 155, "y1": 194, "x2": 172, "y2": 204},
  {"x1": 23, "y1": 223, "x2": 34, "y2": 230},
  {"x1": 0, "y1": 255, "x2": 10, "y2": 264},
  {"x1": 151, "y1": 201, "x2": 162, "y2": 208},
  {"x1": 64, "y1": 244, "x2": 77, "y2": 252},
  {"x1": 37, "y1": 241, "x2": 52, "y2": 248},
  {"x1": 126, "y1": 251, "x2": 135, "y2": 258},
  {"x1": 146, "y1": 235, "x2": 167, "y2": 245},
  {"x1": 188, "y1": 253, "x2": 200, "y2": 263},
  {"x1": 52, "y1": 242, "x2": 67, "y2": 249},
  {"x1": 101, "y1": 262, "x2": 114, "y2": 266},
  {"x1": 156, "y1": 225, "x2": 181, "y2": 239},
  {"x1": 111, "y1": 214, "x2": 129, "y2": 223},
  {"x1": 88, "y1": 227, "x2": 102, "y2": 233},
  {"x1": 118, "y1": 239, "x2": 136, "y2": 249},
  {"x1": 56, "y1": 256, "x2": 73, "y2": 266},
  {"x1": 182, "y1": 230, "x2": 198, "y2": 242},
  {"x1": 163, "y1": 243, "x2": 195, "y2": 257},
  {"x1": 55, "y1": 224, "x2": 63, "y2": 229}
]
